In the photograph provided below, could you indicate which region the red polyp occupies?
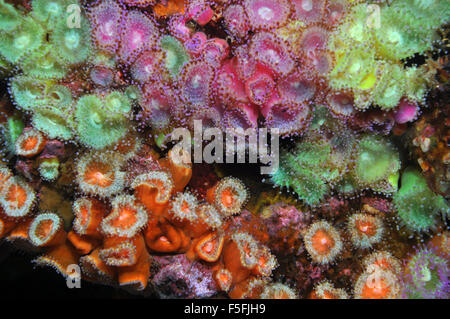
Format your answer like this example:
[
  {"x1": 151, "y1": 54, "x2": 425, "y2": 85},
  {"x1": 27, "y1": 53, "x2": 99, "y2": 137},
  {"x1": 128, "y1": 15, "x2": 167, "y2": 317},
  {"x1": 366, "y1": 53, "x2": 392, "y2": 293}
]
[
  {"x1": 185, "y1": 32, "x2": 207, "y2": 57},
  {"x1": 88, "y1": 0, "x2": 124, "y2": 53},
  {"x1": 245, "y1": 65, "x2": 276, "y2": 106},
  {"x1": 168, "y1": 14, "x2": 192, "y2": 41},
  {"x1": 235, "y1": 45, "x2": 257, "y2": 81},
  {"x1": 179, "y1": 61, "x2": 213, "y2": 106},
  {"x1": 188, "y1": 0, "x2": 214, "y2": 26},
  {"x1": 223, "y1": 4, "x2": 250, "y2": 38},
  {"x1": 292, "y1": 0, "x2": 326, "y2": 24},
  {"x1": 203, "y1": 38, "x2": 230, "y2": 67},
  {"x1": 244, "y1": 0, "x2": 291, "y2": 31},
  {"x1": 215, "y1": 58, "x2": 249, "y2": 104},
  {"x1": 131, "y1": 50, "x2": 163, "y2": 83},
  {"x1": 119, "y1": 11, "x2": 159, "y2": 64},
  {"x1": 277, "y1": 72, "x2": 316, "y2": 106},
  {"x1": 264, "y1": 95, "x2": 310, "y2": 136},
  {"x1": 249, "y1": 32, "x2": 295, "y2": 77},
  {"x1": 300, "y1": 26, "x2": 329, "y2": 57},
  {"x1": 394, "y1": 99, "x2": 418, "y2": 124}
]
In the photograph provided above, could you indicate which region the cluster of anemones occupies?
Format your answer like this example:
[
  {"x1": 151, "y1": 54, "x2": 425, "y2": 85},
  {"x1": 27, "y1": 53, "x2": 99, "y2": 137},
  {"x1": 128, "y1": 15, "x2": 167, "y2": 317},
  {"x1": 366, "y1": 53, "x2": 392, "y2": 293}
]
[
  {"x1": 66, "y1": 0, "x2": 355, "y2": 142},
  {"x1": 2, "y1": 0, "x2": 446, "y2": 153},
  {"x1": 0, "y1": 140, "x2": 296, "y2": 298}
]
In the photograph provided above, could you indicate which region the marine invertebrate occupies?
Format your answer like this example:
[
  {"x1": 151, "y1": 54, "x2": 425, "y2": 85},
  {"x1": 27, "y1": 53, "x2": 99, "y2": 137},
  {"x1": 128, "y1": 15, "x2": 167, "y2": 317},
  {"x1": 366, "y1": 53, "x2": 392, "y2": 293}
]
[
  {"x1": 51, "y1": 11, "x2": 91, "y2": 64},
  {"x1": 14, "y1": 128, "x2": 46, "y2": 158},
  {"x1": 160, "y1": 35, "x2": 189, "y2": 78},
  {"x1": 0, "y1": 0, "x2": 448, "y2": 301},
  {"x1": 0, "y1": 16, "x2": 45, "y2": 63},
  {"x1": 403, "y1": 245, "x2": 449, "y2": 299},
  {"x1": 327, "y1": 0, "x2": 449, "y2": 110},
  {"x1": 72, "y1": 197, "x2": 105, "y2": 238},
  {"x1": 244, "y1": 0, "x2": 291, "y2": 31},
  {"x1": 88, "y1": 0, "x2": 124, "y2": 54},
  {"x1": 303, "y1": 220, "x2": 342, "y2": 264},
  {"x1": 362, "y1": 251, "x2": 402, "y2": 276},
  {"x1": 152, "y1": 254, "x2": 218, "y2": 298},
  {"x1": 354, "y1": 269, "x2": 402, "y2": 299},
  {"x1": 75, "y1": 151, "x2": 125, "y2": 198},
  {"x1": 100, "y1": 195, "x2": 148, "y2": 238},
  {"x1": 260, "y1": 283, "x2": 297, "y2": 299},
  {"x1": 207, "y1": 176, "x2": 248, "y2": 217},
  {"x1": 309, "y1": 281, "x2": 349, "y2": 299},
  {"x1": 28, "y1": 212, "x2": 65, "y2": 247},
  {"x1": 0, "y1": 176, "x2": 36, "y2": 218},
  {"x1": 118, "y1": 10, "x2": 159, "y2": 64},
  {"x1": 74, "y1": 94, "x2": 129, "y2": 149},
  {"x1": 38, "y1": 157, "x2": 60, "y2": 181},
  {"x1": 347, "y1": 213, "x2": 384, "y2": 249},
  {"x1": 393, "y1": 167, "x2": 448, "y2": 233},
  {"x1": 352, "y1": 135, "x2": 400, "y2": 192}
]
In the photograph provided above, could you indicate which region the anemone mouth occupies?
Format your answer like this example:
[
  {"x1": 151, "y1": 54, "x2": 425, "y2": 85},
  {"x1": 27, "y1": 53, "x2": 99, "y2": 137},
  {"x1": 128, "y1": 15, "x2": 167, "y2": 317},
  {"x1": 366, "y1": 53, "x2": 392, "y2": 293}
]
[
  {"x1": 131, "y1": 50, "x2": 163, "y2": 82},
  {"x1": 15, "y1": 128, "x2": 46, "y2": 157},
  {"x1": 195, "y1": 231, "x2": 225, "y2": 262},
  {"x1": 160, "y1": 36, "x2": 189, "y2": 78},
  {"x1": 132, "y1": 171, "x2": 174, "y2": 204},
  {"x1": 277, "y1": 73, "x2": 316, "y2": 105},
  {"x1": 300, "y1": 26, "x2": 329, "y2": 55},
  {"x1": 76, "y1": 152, "x2": 125, "y2": 198},
  {"x1": 119, "y1": 10, "x2": 159, "y2": 63},
  {"x1": 32, "y1": 107, "x2": 73, "y2": 140},
  {"x1": 179, "y1": 61, "x2": 213, "y2": 106},
  {"x1": 99, "y1": 241, "x2": 138, "y2": 267},
  {"x1": 244, "y1": 0, "x2": 291, "y2": 30},
  {"x1": 46, "y1": 2, "x2": 61, "y2": 14},
  {"x1": 169, "y1": 192, "x2": 199, "y2": 222},
  {"x1": 213, "y1": 177, "x2": 248, "y2": 216},
  {"x1": 265, "y1": 102, "x2": 310, "y2": 136},
  {"x1": 291, "y1": 0, "x2": 325, "y2": 23},
  {"x1": 14, "y1": 34, "x2": 31, "y2": 49},
  {"x1": 304, "y1": 220, "x2": 342, "y2": 264},
  {"x1": 0, "y1": 177, "x2": 35, "y2": 218},
  {"x1": 28, "y1": 212, "x2": 62, "y2": 247},
  {"x1": 215, "y1": 269, "x2": 233, "y2": 292},
  {"x1": 64, "y1": 31, "x2": 81, "y2": 50},
  {"x1": 348, "y1": 213, "x2": 384, "y2": 249},
  {"x1": 327, "y1": 91, "x2": 355, "y2": 116},
  {"x1": 250, "y1": 32, "x2": 295, "y2": 76},
  {"x1": 101, "y1": 195, "x2": 148, "y2": 238}
]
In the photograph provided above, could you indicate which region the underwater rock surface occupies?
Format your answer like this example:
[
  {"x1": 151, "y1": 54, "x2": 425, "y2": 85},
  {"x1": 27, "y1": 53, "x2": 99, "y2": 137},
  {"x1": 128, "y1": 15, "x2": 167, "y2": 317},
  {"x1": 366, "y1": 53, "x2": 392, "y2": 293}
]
[{"x1": 0, "y1": 0, "x2": 449, "y2": 299}]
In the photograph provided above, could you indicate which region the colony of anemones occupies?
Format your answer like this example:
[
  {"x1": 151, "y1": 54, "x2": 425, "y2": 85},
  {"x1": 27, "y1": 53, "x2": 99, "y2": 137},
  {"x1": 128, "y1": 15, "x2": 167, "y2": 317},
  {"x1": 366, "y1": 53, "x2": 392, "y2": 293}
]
[{"x1": 0, "y1": 0, "x2": 448, "y2": 299}]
